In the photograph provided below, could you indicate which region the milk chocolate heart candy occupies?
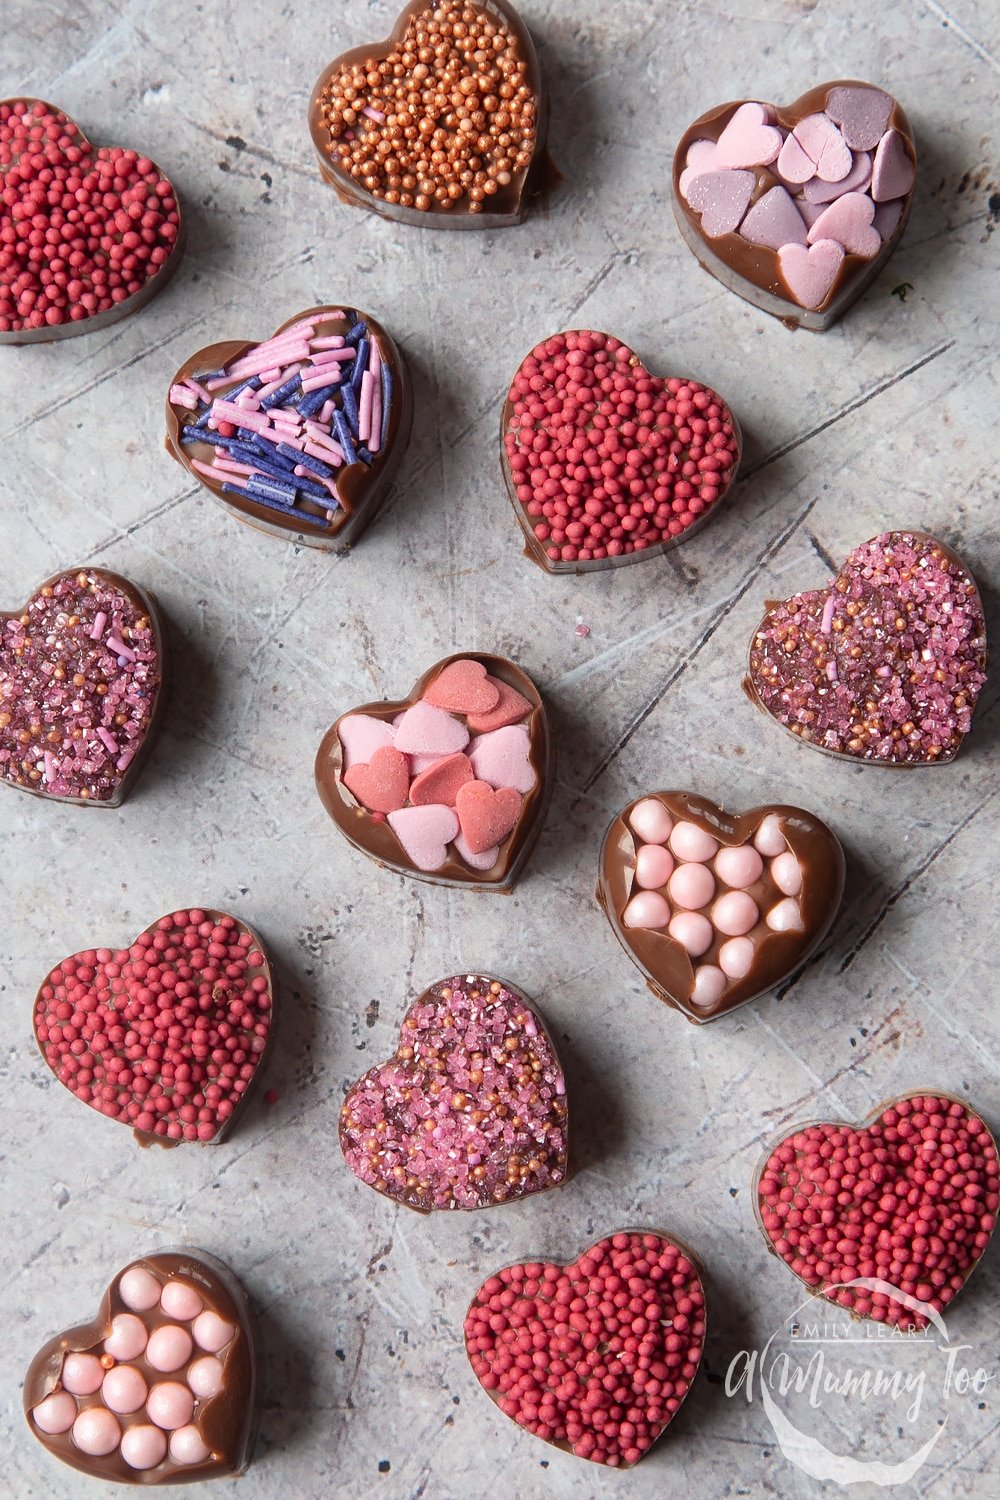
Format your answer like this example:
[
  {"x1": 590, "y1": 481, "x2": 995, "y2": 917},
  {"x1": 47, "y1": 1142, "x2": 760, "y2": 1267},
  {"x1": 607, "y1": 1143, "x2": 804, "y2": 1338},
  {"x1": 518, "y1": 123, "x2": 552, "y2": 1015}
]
[
  {"x1": 756, "y1": 1092, "x2": 999, "y2": 1330},
  {"x1": 315, "y1": 653, "x2": 552, "y2": 891},
  {"x1": 597, "y1": 792, "x2": 844, "y2": 1023},
  {"x1": 502, "y1": 329, "x2": 742, "y2": 573},
  {"x1": 673, "y1": 82, "x2": 915, "y2": 329},
  {"x1": 309, "y1": 0, "x2": 553, "y2": 229},
  {"x1": 0, "y1": 99, "x2": 183, "y2": 344},
  {"x1": 340, "y1": 973, "x2": 568, "y2": 1212},
  {"x1": 164, "y1": 306, "x2": 411, "y2": 551},
  {"x1": 33, "y1": 909, "x2": 273, "y2": 1145},
  {"x1": 465, "y1": 1229, "x2": 707, "y2": 1466},
  {"x1": 0, "y1": 568, "x2": 165, "y2": 807},
  {"x1": 745, "y1": 531, "x2": 988, "y2": 766},
  {"x1": 25, "y1": 1249, "x2": 257, "y2": 1482}
]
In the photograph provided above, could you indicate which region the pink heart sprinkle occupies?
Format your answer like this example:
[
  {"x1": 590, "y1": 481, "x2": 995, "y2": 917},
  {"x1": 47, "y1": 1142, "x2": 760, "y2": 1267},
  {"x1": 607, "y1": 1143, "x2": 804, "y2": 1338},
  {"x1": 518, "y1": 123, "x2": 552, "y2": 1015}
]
[
  {"x1": 825, "y1": 87, "x2": 893, "y2": 152},
  {"x1": 468, "y1": 725, "x2": 536, "y2": 794},
  {"x1": 342, "y1": 746, "x2": 410, "y2": 814},
  {"x1": 453, "y1": 831, "x2": 500, "y2": 871},
  {"x1": 409, "y1": 751, "x2": 474, "y2": 808},
  {"x1": 338, "y1": 713, "x2": 395, "y2": 770},
  {"x1": 393, "y1": 701, "x2": 470, "y2": 756},
  {"x1": 455, "y1": 782, "x2": 523, "y2": 856},
  {"x1": 466, "y1": 677, "x2": 532, "y2": 734},
  {"x1": 795, "y1": 197, "x2": 827, "y2": 229},
  {"x1": 793, "y1": 113, "x2": 852, "y2": 183},
  {"x1": 422, "y1": 658, "x2": 500, "y2": 716},
  {"x1": 387, "y1": 804, "x2": 459, "y2": 872},
  {"x1": 807, "y1": 192, "x2": 880, "y2": 258},
  {"x1": 777, "y1": 239, "x2": 845, "y2": 310},
  {"x1": 714, "y1": 102, "x2": 782, "y2": 169},
  {"x1": 739, "y1": 186, "x2": 808, "y2": 251},
  {"x1": 802, "y1": 150, "x2": 871, "y2": 204},
  {"x1": 873, "y1": 199, "x2": 904, "y2": 239},
  {"x1": 684, "y1": 170, "x2": 754, "y2": 237},
  {"x1": 776, "y1": 132, "x2": 815, "y2": 186},
  {"x1": 871, "y1": 128, "x2": 915, "y2": 203},
  {"x1": 679, "y1": 138, "x2": 719, "y2": 196}
]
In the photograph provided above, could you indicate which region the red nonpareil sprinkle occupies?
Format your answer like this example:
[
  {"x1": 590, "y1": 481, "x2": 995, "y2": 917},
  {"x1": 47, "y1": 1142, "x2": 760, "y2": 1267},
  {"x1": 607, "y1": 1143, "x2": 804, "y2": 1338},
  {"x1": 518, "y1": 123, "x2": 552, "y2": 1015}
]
[
  {"x1": 503, "y1": 330, "x2": 740, "y2": 565},
  {"x1": 33, "y1": 911, "x2": 273, "y2": 1144},
  {"x1": 0, "y1": 99, "x2": 180, "y2": 334},
  {"x1": 465, "y1": 1232, "x2": 706, "y2": 1467},
  {"x1": 758, "y1": 1094, "x2": 1000, "y2": 1330}
]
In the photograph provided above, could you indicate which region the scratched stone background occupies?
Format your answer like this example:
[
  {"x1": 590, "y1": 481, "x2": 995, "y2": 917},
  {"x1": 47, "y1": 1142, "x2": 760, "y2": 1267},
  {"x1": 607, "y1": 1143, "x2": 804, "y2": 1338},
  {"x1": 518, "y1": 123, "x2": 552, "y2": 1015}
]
[{"x1": 2, "y1": 0, "x2": 999, "y2": 1496}]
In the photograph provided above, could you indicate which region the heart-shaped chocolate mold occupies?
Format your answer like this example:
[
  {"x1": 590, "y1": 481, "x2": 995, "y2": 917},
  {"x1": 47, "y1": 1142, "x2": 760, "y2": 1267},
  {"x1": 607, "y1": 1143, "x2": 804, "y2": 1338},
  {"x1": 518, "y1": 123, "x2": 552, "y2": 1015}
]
[
  {"x1": 673, "y1": 82, "x2": 915, "y2": 330},
  {"x1": 756, "y1": 1092, "x2": 999, "y2": 1330},
  {"x1": 315, "y1": 653, "x2": 553, "y2": 891},
  {"x1": 0, "y1": 567, "x2": 166, "y2": 807},
  {"x1": 501, "y1": 329, "x2": 742, "y2": 573},
  {"x1": 33, "y1": 909, "x2": 273, "y2": 1145},
  {"x1": 25, "y1": 1249, "x2": 256, "y2": 1483},
  {"x1": 598, "y1": 792, "x2": 844, "y2": 1022},
  {"x1": 340, "y1": 973, "x2": 568, "y2": 1211},
  {"x1": 309, "y1": 0, "x2": 553, "y2": 229},
  {"x1": 0, "y1": 98, "x2": 183, "y2": 344},
  {"x1": 465, "y1": 1229, "x2": 707, "y2": 1466},
  {"x1": 164, "y1": 306, "x2": 411, "y2": 550},
  {"x1": 745, "y1": 531, "x2": 988, "y2": 766}
]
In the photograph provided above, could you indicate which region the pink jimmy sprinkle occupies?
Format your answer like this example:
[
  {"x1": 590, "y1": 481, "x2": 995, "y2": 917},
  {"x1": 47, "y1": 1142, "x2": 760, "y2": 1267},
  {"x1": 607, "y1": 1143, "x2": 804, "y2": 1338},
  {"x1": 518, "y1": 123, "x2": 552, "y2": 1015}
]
[
  {"x1": 305, "y1": 440, "x2": 344, "y2": 467},
  {"x1": 311, "y1": 335, "x2": 346, "y2": 350},
  {"x1": 211, "y1": 457, "x2": 261, "y2": 478},
  {"x1": 369, "y1": 382, "x2": 382, "y2": 454},
  {"x1": 212, "y1": 342, "x2": 310, "y2": 385},
  {"x1": 820, "y1": 594, "x2": 836, "y2": 634},
  {"x1": 106, "y1": 635, "x2": 136, "y2": 661},
  {"x1": 211, "y1": 401, "x2": 271, "y2": 432},
  {"x1": 825, "y1": 660, "x2": 839, "y2": 681},
  {"x1": 359, "y1": 369, "x2": 374, "y2": 444},
  {"x1": 183, "y1": 376, "x2": 213, "y2": 403},
  {"x1": 43, "y1": 751, "x2": 57, "y2": 784},
  {"x1": 318, "y1": 399, "x2": 335, "y2": 424},
  {"x1": 169, "y1": 383, "x2": 198, "y2": 410},
  {"x1": 89, "y1": 611, "x2": 107, "y2": 641},
  {"x1": 309, "y1": 347, "x2": 357, "y2": 367},
  {"x1": 368, "y1": 336, "x2": 382, "y2": 381},
  {"x1": 96, "y1": 727, "x2": 119, "y2": 754},
  {"x1": 116, "y1": 748, "x2": 136, "y2": 772},
  {"x1": 229, "y1": 331, "x2": 313, "y2": 367},
  {"x1": 301, "y1": 368, "x2": 349, "y2": 394},
  {"x1": 256, "y1": 373, "x2": 292, "y2": 402},
  {"x1": 362, "y1": 105, "x2": 386, "y2": 122}
]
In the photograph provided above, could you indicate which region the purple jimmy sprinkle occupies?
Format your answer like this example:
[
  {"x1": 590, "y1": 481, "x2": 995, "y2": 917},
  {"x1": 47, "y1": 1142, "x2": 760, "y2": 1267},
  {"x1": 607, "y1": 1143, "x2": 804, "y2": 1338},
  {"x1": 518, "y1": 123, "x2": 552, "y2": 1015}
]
[{"x1": 332, "y1": 410, "x2": 358, "y2": 466}]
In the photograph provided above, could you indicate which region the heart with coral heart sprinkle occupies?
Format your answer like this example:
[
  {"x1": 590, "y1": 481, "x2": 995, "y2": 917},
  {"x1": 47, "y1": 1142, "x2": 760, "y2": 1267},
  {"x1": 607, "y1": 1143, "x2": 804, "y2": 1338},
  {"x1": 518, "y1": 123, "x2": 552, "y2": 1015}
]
[
  {"x1": 165, "y1": 304, "x2": 410, "y2": 549},
  {"x1": 502, "y1": 329, "x2": 741, "y2": 572},
  {"x1": 309, "y1": 0, "x2": 552, "y2": 228},
  {"x1": 465, "y1": 1230, "x2": 707, "y2": 1466},
  {"x1": 756, "y1": 1092, "x2": 999, "y2": 1329},
  {"x1": 745, "y1": 531, "x2": 987, "y2": 766},
  {"x1": 315, "y1": 653, "x2": 552, "y2": 890},
  {"x1": 25, "y1": 1250, "x2": 256, "y2": 1482},
  {"x1": 33, "y1": 910, "x2": 273, "y2": 1145},
  {"x1": 0, "y1": 568, "x2": 165, "y2": 807},
  {"x1": 0, "y1": 98, "x2": 182, "y2": 342},
  {"x1": 673, "y1": 81, "x2": 915, "y2": 329},
  {"x1": 340, "y1": 973, "x2": 568, "y2": 1211}
]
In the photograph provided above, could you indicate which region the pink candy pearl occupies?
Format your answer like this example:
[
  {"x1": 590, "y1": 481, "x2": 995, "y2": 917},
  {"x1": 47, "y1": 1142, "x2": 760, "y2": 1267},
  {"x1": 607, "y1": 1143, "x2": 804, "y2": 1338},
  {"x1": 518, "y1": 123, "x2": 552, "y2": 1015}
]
[
  {"x1": 635, "y1": 843, "x2": 675, "y2": 889},
  {"x1": 767, "y1": 897, "x2": 804, "y2": 932},
  {"x1": 668, "y1": 911, "x2": 714, "y2": 957},
  {"x1": 714, "y1": 844, "x2": 764, "y2": 888},
  {"x1": 120, "y1": 1424, "x2": 168, "y2": 1471},
  {"x1": 691, "y1": 966, "x2": 727, "y2": 1007},
  {"x1": 119, "y1": 1266, "x2": 162, "y2": 1311},
  {"x1": 160, "y1": 1281, "x2": 205, "y2": 1321},
  {"x1": 754, "y1": 814, "x2": 786, "y2": 857},
  {"x1": 170, "y1": 1425, "x2": 211, "y2": 1465},
  {"x1": 72, "y1": 1407, "x2": 121, "y2": 1456},
  {"x1": 32, "y1": 1392, "x2": 77, "y2": 1434},
  {"x1": 771, "y1": 851, "x2": 803, "y2": 895},
  {"x1": 668, "y1": 821, "x2": 719, "y2": 862},
  {"x1": 719, "y1": 936, "x2": 755, "y2": 979},
  {"x1": 146, "y1": 1324, "x2": 194, "y2": 1372},
  {"x1": 102, "y1": 1363, "x2": 148, "y2": 1414},
  {"x1": 623, "y1": 891, "x2": 671, "y2": 929},
  {"x1": 192, "y1": 1312, "x2": 235, "y2": 1355},
  {"x1": 61, "y1": 1352, "x2": 104, "y2": 1396},
  {"x1": 146, "y1": 1381, "x2": 195, "y2": 1431},
  {"x1": 712, "y1": 891, "x2": 760, "y2": 936},
  {"x1": 187, "y1": 1355, "x2": 225, "y2": 1399},
  {"x1": 104, "y1": 1313, "x2": 148, "y2": 1362},
  {"x1": 668, "y1": 862, "x2": 715, "y2": 910},
  {"x1": 628, "y1": 798, "x2": 673, "y2": 844}
]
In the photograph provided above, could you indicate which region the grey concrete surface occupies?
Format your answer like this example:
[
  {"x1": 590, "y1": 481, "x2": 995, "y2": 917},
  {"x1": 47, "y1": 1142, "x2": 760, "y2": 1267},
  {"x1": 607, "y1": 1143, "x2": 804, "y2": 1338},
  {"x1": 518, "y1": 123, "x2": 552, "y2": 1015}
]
[{"x1": 2, "y1": 1, "x2": 999, "y2": 1496}]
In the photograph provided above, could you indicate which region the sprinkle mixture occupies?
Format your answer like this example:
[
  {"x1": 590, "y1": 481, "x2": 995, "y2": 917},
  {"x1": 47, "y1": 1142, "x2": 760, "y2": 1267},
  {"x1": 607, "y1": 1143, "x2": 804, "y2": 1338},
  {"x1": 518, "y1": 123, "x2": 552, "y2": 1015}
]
[
  {"x1": 318, "y1": 0, "x2": 537, "y2": 214},
  {"x1": 340, "y1": 974, "x2": 568, "y2": 1210},
  {"x1": 0, "y1": 100, "x2": 180, "y2": 334},
  {"x1": 504, "y1": 331, "x2": 740, "y2": 566},
  {"x1": 171, "y1": 309, "x2": 392, "y2": 532},
  {"x1": 30, "y1": 1261, "x2": 237, "y2": 1474},
  {"x1": 758, "y1": 1095, "x2": 1000, "y2": 1330},
  {"x1": 0, "y1": 570, "x2": 160, "y2": 803},
  {"x1": 34, "y1": 911, "x2": 272, "y2": 1144},
  {"x1": 465, "y1": 1232, "x2": 706, "y2": 1467},
  {"x1": 748, "y1": 532, "x2": 987, "y2": 764}
]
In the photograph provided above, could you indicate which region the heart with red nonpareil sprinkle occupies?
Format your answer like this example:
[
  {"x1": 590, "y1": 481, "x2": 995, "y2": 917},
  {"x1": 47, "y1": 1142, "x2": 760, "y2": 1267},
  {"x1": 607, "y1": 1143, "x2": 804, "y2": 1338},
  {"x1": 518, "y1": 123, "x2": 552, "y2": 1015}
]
[
  {"x1": 673, "y1": 81, "x2": 915, "y2": 329},
  {"x1": 33, "y1": 909, "x2": 274, "y2": 1145},
  {"x1": 756, "y1": 1092, "x2": 1000, "y2": 1329},
  {"x1": 340, "y1": 972, "x2": 568, "y2": 1212},
  {"x1": 465, "y1": 1229, "x2": 707, "y2": 1466},
  {"x1": 0, "y1": 98, "x2": 182, "y2": 343},
  {"x1": 745, "y1": 531, "x2": 988, "y2": 766},
  {"x1": 0, "y1": 568, "x2": 166, "y2": 808},
  {"x1": 501, "y1": 328, "x2": 741, "y2": 573},
  {"x1": 315, "y1": 654, "x2": 553, "y2": 891}
]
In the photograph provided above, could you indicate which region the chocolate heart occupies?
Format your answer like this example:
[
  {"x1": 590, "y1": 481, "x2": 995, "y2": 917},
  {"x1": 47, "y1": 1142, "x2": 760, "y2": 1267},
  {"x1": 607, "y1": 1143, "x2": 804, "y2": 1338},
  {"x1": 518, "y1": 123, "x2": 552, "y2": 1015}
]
[
  {"x1": 673, "y1": 81, "x2": 915, "y2": 329},
  {"x1": 164, "y1": 305, "x2": 410, "y2": 550},
  {"x1": 756, "y1": 1092, "x2": 999, "y2": 1330},
  {"x1": 745, "y1": 531, "x2": 988, "y2": 766},
  {"x1": 465, "y1": 1229, "x2": 707, "y2": 1466},
  {"x1": 308, "y1": 0, "x2": 553, "y2": 228},
  {"x1": 502, "y1": 329, "x2": 742, "y2": 573},
  {"x1": 340, "y1": 973, "x2": 568, "y2": 1212},
  {"x1": 597, "y1": 792, "x2": 844, "y2": 1022},
  {"x1": 0, "y1": 98, "x2": 183, "y2": 344},
  {"x1": 33, "y1": 909, "x2": 274, "y2": 1145},
  {"x1": 0, "y1": 568, "x2": 166, "y2": 807},
  {"x1": 315, "y1": 653, "x2": 552, "y2": 890},
  {"x1": 25, "y1": 1249, "x2": 256, "y2": 1482}
]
